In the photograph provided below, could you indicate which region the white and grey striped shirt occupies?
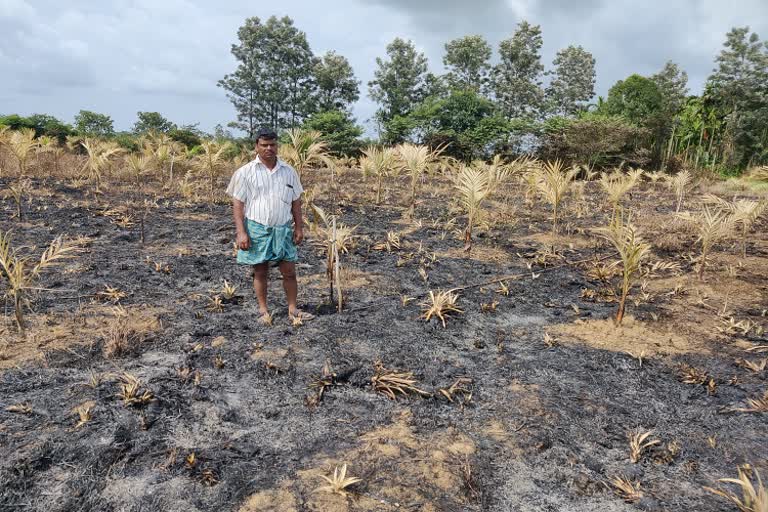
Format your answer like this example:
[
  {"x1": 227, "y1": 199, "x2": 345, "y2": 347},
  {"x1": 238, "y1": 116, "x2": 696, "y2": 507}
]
[{"x1": 226, "y1": 157, "x2": 304, "y2": 226}]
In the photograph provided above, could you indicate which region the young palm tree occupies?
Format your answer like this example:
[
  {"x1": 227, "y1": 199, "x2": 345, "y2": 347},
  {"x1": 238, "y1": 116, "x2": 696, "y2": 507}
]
[
  {"x1": 596, "y1": 212, "x2": 651, "y2": 325},
  {"x1": 455, "y1": 164, "x2": 490, "y2": 253},
  {"x1": 279, "y1": 129, "x2": 331, "y2": 179},
  {"x1": 126, "y1": 152, "x2": 154, "y2": 189},
  {"x1": 395, "y1": 143, "x2": 442, "y2": 210},
  {"x1": 598, "y1": 168, "x2": 643, "y2": 220},
  {"x1": 535, "y1": 160, "x2": 579, "y2": 235},
  {"x1": 678, "y1": 206, "x2": 734, "y2": 281},
  {"x1": 192, "y1": 140, "x2": 231, "y2": 203},
  {"x1": 8, "y1": 128, "x2": 37, "y2": 176},
  {"x1": 0, "y1": 231, "x2": 80, "y2": 331},
  {"x1": 704, "y1": 195, "x2": 767, "y2": 258},
  {"x1": 80, "y1": 138, "x2": 124, "y2": 192},
  {"x1": 668, "y1": 169, "x2": 694, "y2": 212},
  {"x1": 360, "y1": 146, "x2": 398, "y2": 204}
]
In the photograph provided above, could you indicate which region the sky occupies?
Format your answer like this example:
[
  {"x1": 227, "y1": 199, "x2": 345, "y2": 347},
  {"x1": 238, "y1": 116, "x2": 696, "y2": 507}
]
[{"x1": 1, "y1": 0, "x2": 767, "y2": 136}]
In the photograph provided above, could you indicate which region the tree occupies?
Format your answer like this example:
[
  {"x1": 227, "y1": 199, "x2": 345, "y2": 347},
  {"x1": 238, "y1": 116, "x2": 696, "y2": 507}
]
[
  {"x1": 407, "y1": 89, "x2": 510, "y2": 160},
  {"x1": 313, "y1": 51, "x2": 360, "y2": 113},
  {"x1": 705, "y1": 26, "x2": 768, "y2": 167},
  {"x1": 368, "y1": 38, "x2": 429, "y2": 124},
  {"x1": 545, "y1": 45, "x2": 596, "y2": 117},
  {"x1": 218, "y1": 16, "x2": 316, "y2": 138},
  {"x1": 74, "y1": 110, "x2": 114, "y2": 137},
  {"x1": 303, "y1": 110, "x2": 363, "y2": 156},
  {"x1": 443, "y1": 35, "x2": 492, "y2": 93},
  {"x1": 651, "y1": 61, "x2": 689, "y2": 115},
  {"x1": 492, "y1": 21, "x2": 545, "y2": 120},
  {"x1": 600, "y1": 74, "x2": 664, "y2": 127},
  {"x1": 133, "y1": 111, "x2": 176, "y2": 134}
]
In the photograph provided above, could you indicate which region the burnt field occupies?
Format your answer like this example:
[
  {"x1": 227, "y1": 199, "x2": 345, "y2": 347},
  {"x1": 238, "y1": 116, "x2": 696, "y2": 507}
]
[{"x1": 1, "y1": 169, "x2": 767, "y2": 512}]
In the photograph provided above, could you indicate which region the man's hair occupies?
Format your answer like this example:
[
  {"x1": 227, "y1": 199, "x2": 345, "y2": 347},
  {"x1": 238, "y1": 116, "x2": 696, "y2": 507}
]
[{"x1": 255, "y1": 127, "x2": 278, "y2": 143}]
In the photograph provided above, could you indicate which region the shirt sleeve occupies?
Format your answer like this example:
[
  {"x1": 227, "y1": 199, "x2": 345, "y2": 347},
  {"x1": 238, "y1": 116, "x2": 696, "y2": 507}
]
[
  {"x1": 289, "y1": 168, "x2": 304, "y2": 201},
  {"x1": 226, "y1": 167, "x2": 248, "y2": 203}
]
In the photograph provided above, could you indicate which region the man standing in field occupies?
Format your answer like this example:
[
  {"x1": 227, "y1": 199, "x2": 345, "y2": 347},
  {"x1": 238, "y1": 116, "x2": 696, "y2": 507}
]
[{"x1": 227, "y1": 128, "x2": 314, "y2": 324}]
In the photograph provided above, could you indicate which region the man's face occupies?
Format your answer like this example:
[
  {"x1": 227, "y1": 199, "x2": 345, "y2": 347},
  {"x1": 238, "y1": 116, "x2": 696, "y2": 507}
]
[{"x1": 255, "y1": 138, "x2": 278, "y2": 161}]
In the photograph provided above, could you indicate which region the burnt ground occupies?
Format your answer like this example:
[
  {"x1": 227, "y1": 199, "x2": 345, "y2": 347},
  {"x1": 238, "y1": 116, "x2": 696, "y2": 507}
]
[{"x1": 0, "y1": 170, "x2": 767, "y2": 512}]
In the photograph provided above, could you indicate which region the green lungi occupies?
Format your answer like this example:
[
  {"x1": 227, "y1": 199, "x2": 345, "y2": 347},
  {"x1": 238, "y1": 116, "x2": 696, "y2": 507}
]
[{"x1": 237, "y1": 220, "x2": 297, "y2": 265}]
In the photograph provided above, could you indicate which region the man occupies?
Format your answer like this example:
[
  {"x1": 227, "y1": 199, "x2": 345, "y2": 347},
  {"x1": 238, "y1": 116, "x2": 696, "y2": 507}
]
[{"x1": 227, "y1": 128, "x2": 314, "y2": 324}]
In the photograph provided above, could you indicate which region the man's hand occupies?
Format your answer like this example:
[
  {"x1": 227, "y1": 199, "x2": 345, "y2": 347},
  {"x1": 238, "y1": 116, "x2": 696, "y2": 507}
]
[
  {"x1": 293, "y1": 227, "x2": 304, "y2": 245},
  {"x1": 236, "y1": 230, "x2": 250, "y2": 250}
]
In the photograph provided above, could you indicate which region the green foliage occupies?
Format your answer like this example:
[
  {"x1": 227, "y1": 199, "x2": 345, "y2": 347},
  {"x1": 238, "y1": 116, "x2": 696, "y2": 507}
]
[
  {"x1": 368, "y1": 38, "x2": 430, "y2": 124},
  {"x1": 492, "y1": 21, "x2": 545, "y2": 120},
  {"x1": 133, "y1": 111, "x2": 176, "y2": 134},
  {"x1": 540, "y1": 113, "x2": 649, "y2": 167},
  {"x1": 0, "y1": 114, "x2": 73, "y2": 142},
  {"x1": 303, "y1": 110, "x2": 363, "y2": 156},
  {"x1": 599, "y1": 74, "x2": 664, "y2": 127},
  {"x1": 169, "y1": 125, "x2": 203, "y2": 148},
  {"x1": 113, "y1": 133, "x2": 140, "y2": 152},
  {"x1": 545, "y1": 45, "x2": 596, "y2": 117},
  {"x1": 407, "y1": 89, "x2": 510, "y2": 160},
  {"x1": 443, "y1": 35, "x2": 492, "y2": 93},
  {"x1": 313, "y1": 51, "x2": 360, "y2": 112},
  {"x1": 74, "y1": 110, "x2": 115, "y2": 137},
  {"x1": 219, "y1": 16, "x2": 316, "y2": 137}
]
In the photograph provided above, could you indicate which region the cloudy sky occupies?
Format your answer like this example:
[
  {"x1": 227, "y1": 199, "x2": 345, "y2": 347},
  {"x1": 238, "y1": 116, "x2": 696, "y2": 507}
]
[{"x1": 1, "y1": 0, "x2": 767, "y2": 135}]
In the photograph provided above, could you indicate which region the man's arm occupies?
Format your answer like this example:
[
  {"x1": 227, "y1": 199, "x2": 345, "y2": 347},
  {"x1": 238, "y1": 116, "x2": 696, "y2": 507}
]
[
  {"x1": 291, "y1": 199, "x2": 304, "y2": 245},
  {"x1": 233, "y1": 198, "x2": 250, "y2": 250}
]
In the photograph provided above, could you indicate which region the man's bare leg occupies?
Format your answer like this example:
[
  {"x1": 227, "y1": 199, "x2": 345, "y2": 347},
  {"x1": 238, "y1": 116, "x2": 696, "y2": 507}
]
[
  {"x1": 278, "y1": 261, "x2": 298, "y2": 314},
  {"x1": 252, "y1": 263, "x2": 270, "y2": 319}
]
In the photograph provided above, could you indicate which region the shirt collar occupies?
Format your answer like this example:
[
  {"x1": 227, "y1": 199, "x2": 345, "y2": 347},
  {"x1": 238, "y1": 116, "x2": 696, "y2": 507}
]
[{"x1": 255, "y1": 155, "x2": 283, "y2": 172}]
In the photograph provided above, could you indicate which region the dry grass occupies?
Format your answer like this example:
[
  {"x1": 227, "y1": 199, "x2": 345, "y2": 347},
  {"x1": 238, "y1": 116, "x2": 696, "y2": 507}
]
[{"x1": 609, "y1": 475, "x2": 643, "y2": 502}]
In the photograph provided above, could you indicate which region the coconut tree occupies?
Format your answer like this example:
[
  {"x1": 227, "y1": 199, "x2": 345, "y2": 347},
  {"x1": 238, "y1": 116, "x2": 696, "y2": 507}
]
[
  {"x1": 535, "y1": 160, "x2": 579, "y2": 235},
  {"x1": 455, "y1": 164, "x2": 490, "y2": 254},
  {"x1": 394, "y1": 143, "x2": 442, "y2": 210},
  {"x1": 597, "y1": 212, "x2": 651, "y2": 325},
  {"x1": 704, "y1": 194, "x2": 767, "y2": 258},
  {"x1": 279, "y1": 129, "x2": 331, "y2": 179},
  {"x1": 8, "y1": 128, "x2": 37, "y2": 176},
  {"x1": 80, "y1": 138, "x2": 124, "y2": 192},
  {"x1": 360, "y1": 146, "x2": 398, "y2": 204},
  {"x1": 598, "y1": 168, "x2": 643, "y2": 220},
  {"x1": 668, "y1": 169, "x2": 694, "y2": 212},
  {"x1": 192, "y1": 140, "x2": 231, "y2": 203},
  {"x1": 678, "y1": 206, "x2": 734, "y2": 280}
]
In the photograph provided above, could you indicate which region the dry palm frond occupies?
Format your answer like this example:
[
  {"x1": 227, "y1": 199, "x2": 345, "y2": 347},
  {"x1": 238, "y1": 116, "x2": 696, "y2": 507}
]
[
  {"x1": 207, "y1": 295, "x2": 224, "y2": 313},
  {"x1": 6, "y1": 177, "x2": 32, "y2": 221},
  {"x1": 117, "y1": 372, "x2": 154, "y2": 406},
  {"x1": 8, "y1": 128, "x2": 37, "y2": 175},
  {"x1": 496, "y1": 280, "x2": 510, "y2": 296},
  {"x1": 677, "y1": 206, "x2": 734, "y2": 280},
  {"x1": 455, "y1": 164, "x2": 490, "y2": 252},
  {"x1": 420, "y1": 290, "x2": 463, "y2": 327},
  {"x1": 395, "y1": 143, "x2": 443, "y2": 208},
  {"x1": 373, "y1": 231, "x2": 401, "y2": 252},
  {"x1": 97, "y1": 285, "x2": 127, "y2": 303},
  {"x1": 535, "y1": 160, "x2": 579, "y2": 234},
  {"x1": 371, "y1": 361, "x2": 431, "y2": 400},
  {"x1": 438, "y1": 377, "x2": 473, "y2": 403},
  {"x1": 595, "y1": 212, "x2": 651, "y2": 324},
  {"x1": 628, "y1": 429, "x2": 661, "y2": 463},
  {"x1": 307, "y1": 359, "x2": 337, "y2": 407},
  {"x1": 705, "y1": 467, "x2": 767, "y2": 512},
  {"x1": 746, "y1": 165, "x2": 768, "y2": 182},
  {"x1": 598, "y1": 168, "x2": 642, "y2": 218},
  {"x1": 220, "y1": 280, "x2": 238, "y2": 300},
  {"x1": 360, "y1": 146, "x2": 398, "y2": 204},
  {"x1": 668, "y1": 169, "x2": 693, "y2": 212},
  {"x1": 646, "y1": 170, "x2": 666, "y2": 184},
  {"x1": 279, "y1": 128, "x2": 332, "y2": 178},
  {"x1": 734, "y1": 390, "x2": 768, "y2": 413},
  {"x1": 73, "y1": 401, "x2": 95, "y2": 428},
  {"x1": 80, "y1": 138, "x2": 124, "y2": 192},
  {"x1": 126, "y1": 152, "x2": 153, "y2": 188},
  {"x1": 6, "y1": 403, "x2": 33, "y2": 414},
  {"x1": 610, "y1": 476, "x2": 643, "y2": 503},
  {"x1": 310, "y1": 204, "x2": 357, "y2": 254},
  {"x1": 0, "y1": 231, "x2": 81, "y2": 331},
  {"x1": 703, "y1": 194, "x2": 766, "y2": 258},
  {"x1": 736, "y1": 358, "x2": 768, "y2": 373},
  {"x1": 315, "y1": 464, "x2": 362, "y2": 497},
  {"x1": 191, "y1": 140, "x2": 231, "y2": 202}
]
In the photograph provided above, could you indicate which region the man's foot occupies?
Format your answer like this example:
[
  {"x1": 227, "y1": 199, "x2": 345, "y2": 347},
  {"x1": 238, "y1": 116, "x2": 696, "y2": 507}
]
[
  {"x1": 258, "y1": 310, "x2": 273, "y2": 326},
  {"x1": 288, "y1": 310, "x2": 315, "y2": 325}
]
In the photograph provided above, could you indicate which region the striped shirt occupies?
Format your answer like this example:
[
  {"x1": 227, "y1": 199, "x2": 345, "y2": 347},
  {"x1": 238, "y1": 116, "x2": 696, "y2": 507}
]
[{"x1": 226, "y1": 157, "x2": 304, "y2": 226}]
